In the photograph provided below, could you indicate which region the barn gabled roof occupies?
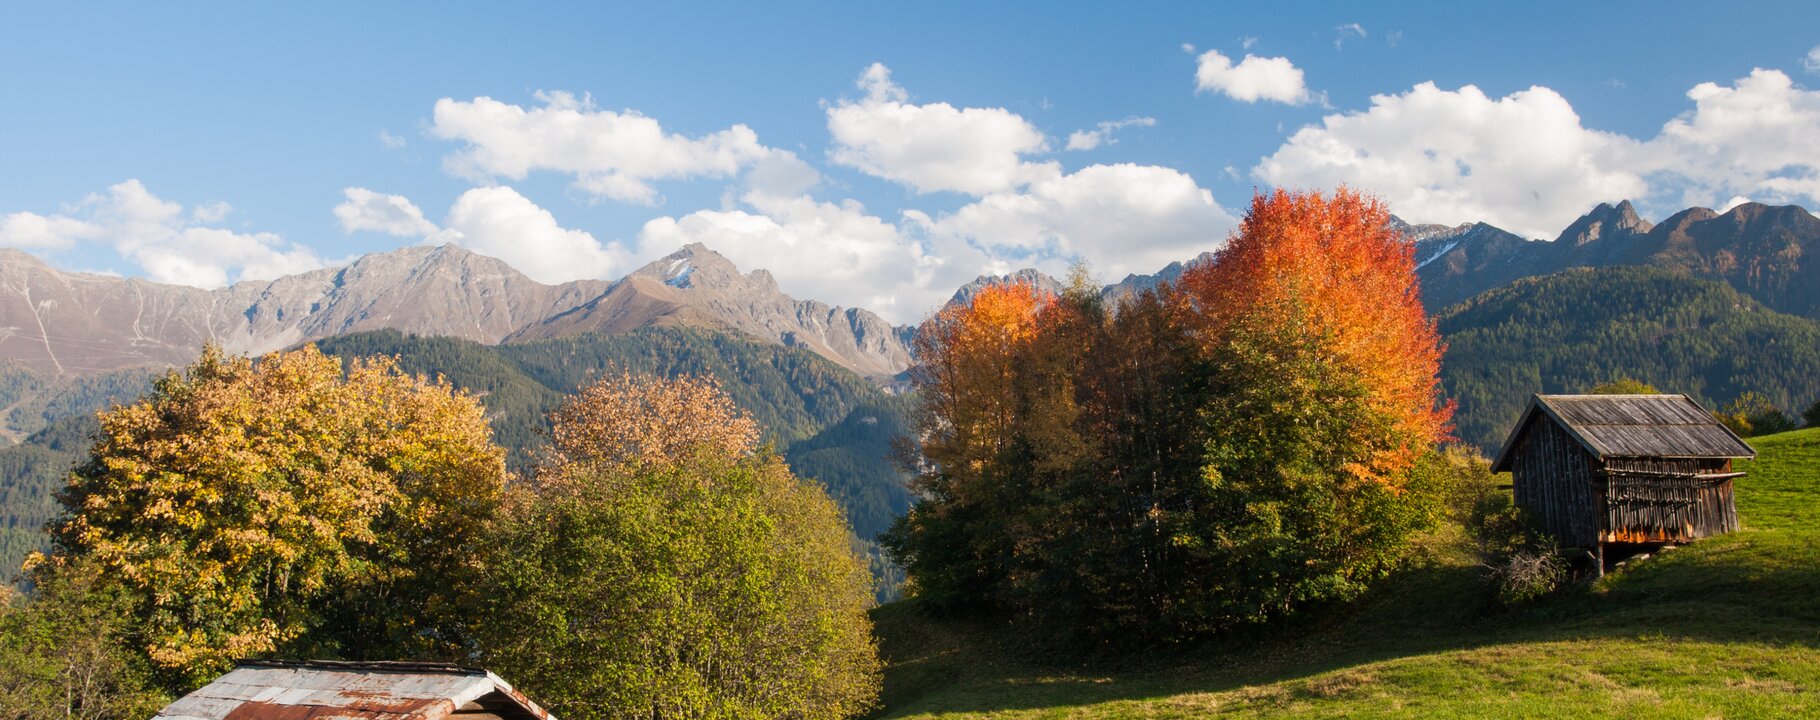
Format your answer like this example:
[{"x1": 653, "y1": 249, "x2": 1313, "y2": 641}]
[
  {"x1": 1491, "y1": 394, "x2": 1756, "y2": 472},
  {"x1": 153, "y1": 659, "x2": 554, "y2": 720}
]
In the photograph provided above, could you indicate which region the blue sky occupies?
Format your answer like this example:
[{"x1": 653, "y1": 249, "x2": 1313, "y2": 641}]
[{"x1": 3, "y1": 2, "x2": 1818, "y2": 321}]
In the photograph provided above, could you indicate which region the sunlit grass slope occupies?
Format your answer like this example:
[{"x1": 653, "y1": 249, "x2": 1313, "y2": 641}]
[{"x1": 870, "y1": 428, "x2": 1820, "y2": 718}]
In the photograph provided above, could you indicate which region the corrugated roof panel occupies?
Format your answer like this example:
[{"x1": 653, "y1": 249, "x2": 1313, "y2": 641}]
[
  {"x1": 154, "y1": 661, "x2": 554, "y2": 720},
  {"x1": 1494, "y1": 394, "x2": 1757, "y2": 471},
  {"x1": 1537, "y1": 395, "x2": 1756, "y2": 459}
]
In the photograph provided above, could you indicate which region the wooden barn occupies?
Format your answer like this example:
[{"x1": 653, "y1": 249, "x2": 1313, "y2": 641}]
[
  {"x1": 1491, "y1": 394, "x2": 1755, "y2": 568},
  {"x1": 152, "y1": 659, "x2": 555, "y2": 720}
]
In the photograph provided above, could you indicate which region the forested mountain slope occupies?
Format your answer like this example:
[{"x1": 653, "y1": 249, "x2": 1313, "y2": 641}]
[
  {"x1": 0, "y1": 327, "x2": 917, "y2": 584},
  {"x1": 318, "y1": 328, "x2": 920, "y2": 540},
  {"x1": 1437, "y1": 266, "x2": 1820, "y2": 450}
]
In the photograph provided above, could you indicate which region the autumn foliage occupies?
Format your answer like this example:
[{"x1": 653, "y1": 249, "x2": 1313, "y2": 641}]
[
  {"x1": 40, "y1": 345, "x2": 508, "y2": 683},
  {"x1": 887, "y1": 188, "x2": 1455, "y2": 641},
  {"x1": 1181, "y1": 188, "x2": 1452, "y2": 487},
  {"x1": 482, "y1": 371, "x2": 881, "y2": 719}
]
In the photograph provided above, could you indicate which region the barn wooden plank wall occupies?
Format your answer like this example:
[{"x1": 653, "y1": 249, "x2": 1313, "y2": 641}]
[
  {"x1": 1601, "y1": 458, "x2": 1738, "y2": 543},
  {"x1": 1499, "y1": 395, "x2": 1751, "y2": 554},
  {"x1": 1510, "y1": 417, "x2": 1601, "y2": 548}
]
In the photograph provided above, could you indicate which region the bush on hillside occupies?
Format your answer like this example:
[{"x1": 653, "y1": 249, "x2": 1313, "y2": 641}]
[
  {"x1": 1465, "y1": 488, "x2": 1564, "y2": 606},
  {"x1": 481, "y1": 373, "x2": 880, "y2": 719},
  {"x1": 0, "y1": 560, "x2": 167, "y2": 719},
  {"x1": 1586, "y1": 377, "x2": 1660, "y2": 395},
  {"x1": 1715, "y1": 392, "x2": 1797, "y2": 437}
]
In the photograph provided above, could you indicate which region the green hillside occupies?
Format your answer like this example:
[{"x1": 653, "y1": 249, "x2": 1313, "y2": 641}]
[
  {"x1": 314, "y1": 328, "x2": 917, "y2": 540},
  {"x1": 0, "y1": 328, "x2": 917, "y2": 587},
  {"x1": 869, "y1": 428, "x2": 1820, "y2": 717},
  {"x1": 1438, "y1": 266, "x2": 1820, "y2": 451}
]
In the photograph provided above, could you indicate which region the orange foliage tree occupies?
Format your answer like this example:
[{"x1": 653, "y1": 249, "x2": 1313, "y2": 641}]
[
  {"x1": 1180, "y1": 187, "x2": 1452, "y2": 487},
  {"x1": 889, "y1": 188, "x2": 1457, "y2": 641}
]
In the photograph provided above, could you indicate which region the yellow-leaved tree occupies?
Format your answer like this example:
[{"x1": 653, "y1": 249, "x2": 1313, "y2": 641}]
[{"x1": 40, "y1": 344, "x2": 507, "y2": 685}]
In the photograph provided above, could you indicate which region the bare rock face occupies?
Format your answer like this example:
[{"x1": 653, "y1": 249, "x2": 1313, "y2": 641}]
[
  {"x1": 0, "y1": 242, "x2": 917, "y2": 383},
  {"x1": 512, "y1": 244, "x2": 913, "y2": 381}
]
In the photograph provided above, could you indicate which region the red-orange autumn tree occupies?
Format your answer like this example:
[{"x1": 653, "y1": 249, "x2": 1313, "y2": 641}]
[
  {"x1": 1169, "y1": 188, "x2": 1454, "y2": 633},
  {"x1": 887, "y1": 188, "x2": 1455, "y2": 642}
]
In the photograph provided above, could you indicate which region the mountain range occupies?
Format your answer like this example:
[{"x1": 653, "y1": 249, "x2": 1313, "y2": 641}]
[
  {"x1": 0, "y1": 242, "x2": 912, "y2": 383},
  {"x1": 2, "y1": 198, "x2": 1812, "y2": 389}
]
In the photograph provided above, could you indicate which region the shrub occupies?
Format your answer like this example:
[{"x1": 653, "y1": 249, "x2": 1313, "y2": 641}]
[
  {"x1": 481, "y1": 373, "x2": 880, "y2": 719},
  {"x1": 1715, "y1": 391, "x2": 1796, "y2": 437},
  {"x1": 1465, "y1": 490, "x2": 1564, "y2": 606}
]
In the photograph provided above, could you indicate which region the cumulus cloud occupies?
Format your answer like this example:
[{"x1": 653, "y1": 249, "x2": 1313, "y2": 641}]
[
  {"x1": 334, "y1": 188, "x2": 439, "y2": 236},
  {"x1": 0, "y1": 212, "x2": 98, "y2": 250},
  {"x1": 925, "y1": 163, "x2": 1237, "y2": 281},
  {"x1": 0, "y1": 180, "x2": 321, "y2": 287},
  {"x1": 1194, "y1": 50, "x2": 1317, "y2": 105},
  {"x1": 1806, "y1": 46, "x2": 1820, "y2": 75},
  {"x1": 439, "y1": 186, "x2": 629, "y2": 284},
  {"x1": 827, "y1": 63, "x2": 1056, "y2": 196},
  {"x1": 430, "y1": 90, "x2": 778, "y2": 204},
  {"x1": 1642, "y1": 69, "x2": 1820, "y2": 210},
  {"x1": 1066, "y1": 116, "x2": 1157, "y2": 151},
  {"x1": 639, "y1": 163, "x2": 1238, "y2": 321},
  {"x1": 642, "y1": 191, "x2": 946, "y2": 318},
  {"x1": 1254, "y1": 69, "x2": 1820, "y2": 238}
]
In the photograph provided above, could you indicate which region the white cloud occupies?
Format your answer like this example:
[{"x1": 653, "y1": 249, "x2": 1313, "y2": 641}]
[
  {"x1": 0, "y1": 180, "x2": 321, "y2": 287},
  {"x1": 1334, "y1": 23, "x2": 1367, "y2": 49},
  {"x1": 1254, "y1": 82, "x2": 1648, "y2": 239},
  {"x1": 378, "y1": 130, "x2": 407, "y2": 150},
  {"x1": 926, "y1": 163, "x2": 1237, "y2": 281},
  {"x1": 826, "y1": 63, "x2": 1056, "y2": 196},
  {"x1": 1066, "y1": 116, "x2": 1157, "y2": 151},
  {"x1": 437, "y1": 186, "x2": 628, "y2": 284},
  {"x1": 1254, "y1": 70, "x2": 1820, "y2": 238},
  {"x1": 1805, "y1": 46, "x2": 1820, "y2": 75},
  {"x1": 334, "y1": 188, "x2": 439, "y2": 236},
  {"x1": 1641, "y1": 69, "x2": 1820, "y2": 210},
  {"x1": 642, "y1": 191, "x2": 946, "y2": 319},
  {"x1": 0, "y1": 212, "x2": 99, "y2": 249},
  {"x1": 431, "y1": 90, "x2": 776, "y2": 204},
  {"x1": 1194, "y1": 50, "x2": 1316, "y2": 105}
]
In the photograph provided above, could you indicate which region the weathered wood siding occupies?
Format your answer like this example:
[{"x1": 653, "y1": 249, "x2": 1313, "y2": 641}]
[
  {"x1": 1510, "y1": 416, "x2": 1601, "y2": 548},
  {"x1": 1600, "y1": 457, "x2": 1738, "y2": 543}
]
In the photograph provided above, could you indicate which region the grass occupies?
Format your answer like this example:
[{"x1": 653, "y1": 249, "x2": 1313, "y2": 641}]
[{"x1": 868, "y1": 428, "x2": 1820, "y2": 718}]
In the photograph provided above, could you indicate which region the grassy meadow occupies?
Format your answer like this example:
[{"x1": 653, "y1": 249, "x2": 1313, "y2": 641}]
[{"x1": 869, "y1": 428, "x2": 1820, "y2": 718}]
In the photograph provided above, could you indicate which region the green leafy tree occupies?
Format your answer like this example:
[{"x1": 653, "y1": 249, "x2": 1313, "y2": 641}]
[
  {"x1": 43, "y1": 345, "x2": 508, "y2": 684},
  {"x1": 1802, "y1": 398, "x2": 1820, "y2": 428},
  {"x1": 481, "y1": 373, "x2": 880, "y2": 719},
  {"x1": 1715, "y1": 391, "x2": 1797, "y2": 437},
  {"x1": 1586, "y1": 377, "x2": 1661, "y2": 395},
  {"x1": 0, "y1": 561, "x2": 167, "y2": 719}
]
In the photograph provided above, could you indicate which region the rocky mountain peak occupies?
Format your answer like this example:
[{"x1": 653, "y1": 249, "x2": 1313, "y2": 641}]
[
  {"x1": 947, "y1": 268, "x2": 1065, "y2": 308},
  {"x1": 1554, "y1": 200, "x2": 1653, "y2": 246},
  {"x1": 1388, "y1": 215, "x2": 1477, "y2": 244}
]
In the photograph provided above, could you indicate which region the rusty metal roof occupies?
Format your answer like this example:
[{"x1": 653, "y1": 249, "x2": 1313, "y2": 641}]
[
  {"x1": 153, "y1": 659, "x2": 554, "y2": 720},
  {"x1": 1492, "y1": 394, "x2": 1756, "y2": 472}
]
